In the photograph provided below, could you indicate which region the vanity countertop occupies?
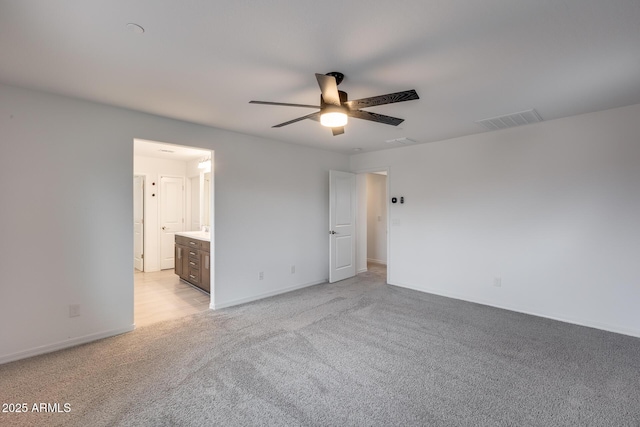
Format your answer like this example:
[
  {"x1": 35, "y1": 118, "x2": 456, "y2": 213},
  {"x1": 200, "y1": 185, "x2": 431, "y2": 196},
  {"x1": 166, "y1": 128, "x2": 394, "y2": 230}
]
[{"x1": 175, "y1": 231, "x2": 211, "y2": 242}]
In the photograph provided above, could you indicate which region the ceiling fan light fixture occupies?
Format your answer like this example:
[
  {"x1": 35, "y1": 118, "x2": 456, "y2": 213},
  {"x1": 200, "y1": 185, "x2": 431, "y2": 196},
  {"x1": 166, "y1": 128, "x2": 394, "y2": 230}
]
[{"x1": 320, "y1": 106, "x2": 348, "y2": 127}]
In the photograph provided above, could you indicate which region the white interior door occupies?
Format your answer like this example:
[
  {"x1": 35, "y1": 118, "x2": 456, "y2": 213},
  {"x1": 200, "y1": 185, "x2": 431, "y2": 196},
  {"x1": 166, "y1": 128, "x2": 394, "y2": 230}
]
[
  {"x1": 329, "y1": 170, "x2": 356, "y2": 283},
  {"x1": 160, "y1": 176, "x2": 184, "y2": 270},
  {"x1": 133, "y1": 175, "x2": 144, "y2": 271}
]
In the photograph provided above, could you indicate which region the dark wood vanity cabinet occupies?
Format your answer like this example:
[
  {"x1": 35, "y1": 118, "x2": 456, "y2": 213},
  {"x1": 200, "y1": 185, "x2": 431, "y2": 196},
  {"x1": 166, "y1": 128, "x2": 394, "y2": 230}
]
[
  {"x1": 174, "y1": 241, "x2": 188, "y2": 278},
  {"x1": 200, "y1": 246, "x2": 211, "y2": 293},
  {"x1": 175, "y1": 235, "x2": 210, "y2": 293}
]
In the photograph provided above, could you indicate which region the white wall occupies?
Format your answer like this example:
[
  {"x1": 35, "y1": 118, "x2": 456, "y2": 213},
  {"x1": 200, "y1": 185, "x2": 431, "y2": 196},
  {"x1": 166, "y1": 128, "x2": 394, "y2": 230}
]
[
  {"x1": 134, "y1": 155, "x2": 188, "y2": 272},
  {"x1": 351, "y1": 103, "x2": 640, "y2": 338},
  {"x1": 366, "y1": 174, "x2": 387, "y2": 265},
  {"x1": 0, "y1": 83, "x2": 349, "y2": 363}
]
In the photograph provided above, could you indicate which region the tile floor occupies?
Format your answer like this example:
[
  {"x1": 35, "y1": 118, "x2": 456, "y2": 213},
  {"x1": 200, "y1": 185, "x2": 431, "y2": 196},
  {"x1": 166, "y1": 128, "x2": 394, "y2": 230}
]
[{"x1": 134, "y1": 269, "x2": 210, "y2": 327}]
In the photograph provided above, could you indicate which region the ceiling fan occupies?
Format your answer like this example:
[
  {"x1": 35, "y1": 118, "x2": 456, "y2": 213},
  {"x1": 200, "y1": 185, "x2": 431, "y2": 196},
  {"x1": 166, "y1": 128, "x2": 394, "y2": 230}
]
[{"x1": 250, "y1": 72, "x2": 419, "y2": 136}]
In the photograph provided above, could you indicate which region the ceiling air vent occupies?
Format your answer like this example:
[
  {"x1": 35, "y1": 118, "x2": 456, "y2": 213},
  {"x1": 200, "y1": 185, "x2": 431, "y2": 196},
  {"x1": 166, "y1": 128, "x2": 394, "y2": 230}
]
[
  {"x1": 475, "y1": 109, "x2": 542, "y2": 131},
  {"x1": 385, "y1": 137, "x2": 417, "y2": 145}
]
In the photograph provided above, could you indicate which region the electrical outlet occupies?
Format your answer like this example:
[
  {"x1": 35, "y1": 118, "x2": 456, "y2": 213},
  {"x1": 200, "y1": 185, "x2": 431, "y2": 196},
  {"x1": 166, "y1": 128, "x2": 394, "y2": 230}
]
[
  {"x1": 69, "y1": 304, "x2": 80, "y2": 318},
  {"x1": 291, "y1": 265, "x2": 295, "y2": 274},
  {"x1": 259, "y1": 272, "x2": 264, "y2": 280},
  {"x1": 494, "y1": 277, "x2": 502, "y2": 287}
]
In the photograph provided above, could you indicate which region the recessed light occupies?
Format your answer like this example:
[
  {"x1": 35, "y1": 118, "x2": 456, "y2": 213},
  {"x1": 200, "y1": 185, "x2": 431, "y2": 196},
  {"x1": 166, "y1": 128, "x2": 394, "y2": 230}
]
[
  {"x1": 126, "y1": 23, "x2": 145, "y2": 34},
  {"x1": 159, "y1": 149, "x2": 174, "y2": 153},
  {"x1": 352, "y1": 148, "x2": 362, "y2": 152}
]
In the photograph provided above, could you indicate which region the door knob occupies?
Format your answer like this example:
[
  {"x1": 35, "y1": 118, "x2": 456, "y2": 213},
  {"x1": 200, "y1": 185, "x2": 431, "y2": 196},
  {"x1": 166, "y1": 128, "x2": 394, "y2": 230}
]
[
  {"x1": 329, "y1": 230, "x2": 337, "y2": 235},
  {"x1": 162, "y1": 226, "x2": 166, "y2": 230}
]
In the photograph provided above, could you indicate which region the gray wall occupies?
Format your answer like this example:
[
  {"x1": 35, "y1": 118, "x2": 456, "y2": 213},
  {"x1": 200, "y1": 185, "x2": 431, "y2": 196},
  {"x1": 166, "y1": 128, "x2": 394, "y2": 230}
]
[
  {"x1": 352, "y1": 103, "x2": 640, "y2": 337},
  {"x1": 0, "y1": 83, "x2": 349, "y2": 363}
]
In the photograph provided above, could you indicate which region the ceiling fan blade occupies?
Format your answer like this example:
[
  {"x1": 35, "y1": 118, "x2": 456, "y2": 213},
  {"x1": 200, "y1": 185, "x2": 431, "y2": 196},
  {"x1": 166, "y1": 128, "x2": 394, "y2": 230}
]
[
  {"x1": 344, "y1": 89, "x2": 419, "y2": 110},
  {"x1": 249, "y1": 100, "x2": 320, "y2": 109},
  {"x1": 272, "y1": 111, "x2": 321, "y2": 128},
  {"x1": 348, "y1": 110, "x2": 404, "y2": 126},
  {"x1": 331, "y1": 127, "x2": 345, "y2": 136},
  {"x1": 315, "y1": 73, "x2": 341, "y2": 106}
]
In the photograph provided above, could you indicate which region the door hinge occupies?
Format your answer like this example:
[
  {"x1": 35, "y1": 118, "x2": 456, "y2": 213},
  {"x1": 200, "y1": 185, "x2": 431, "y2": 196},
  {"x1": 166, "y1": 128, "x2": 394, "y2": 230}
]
[{"x1": 141, "y1": 254, "x2": 144, "y2": 259}]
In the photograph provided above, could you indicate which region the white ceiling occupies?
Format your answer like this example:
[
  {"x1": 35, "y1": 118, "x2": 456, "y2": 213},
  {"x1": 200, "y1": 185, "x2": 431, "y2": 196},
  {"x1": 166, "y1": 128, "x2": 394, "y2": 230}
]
[{"x1": 1, "y1": 0, "x2": 639, "y2": 153}]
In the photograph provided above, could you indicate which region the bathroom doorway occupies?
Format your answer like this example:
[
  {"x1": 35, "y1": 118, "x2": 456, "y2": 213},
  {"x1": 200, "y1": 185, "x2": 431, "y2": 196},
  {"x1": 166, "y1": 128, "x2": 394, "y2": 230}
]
[{"x1": 132, "y1": 138, "x2": 213, "y2": 327}]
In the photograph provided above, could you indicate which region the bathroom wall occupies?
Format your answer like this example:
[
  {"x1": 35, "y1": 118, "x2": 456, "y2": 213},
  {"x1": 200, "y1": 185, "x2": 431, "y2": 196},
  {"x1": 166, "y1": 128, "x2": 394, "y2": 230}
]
[{"x1": 133, "y1": 155, "x2": 188, "y2": 272}]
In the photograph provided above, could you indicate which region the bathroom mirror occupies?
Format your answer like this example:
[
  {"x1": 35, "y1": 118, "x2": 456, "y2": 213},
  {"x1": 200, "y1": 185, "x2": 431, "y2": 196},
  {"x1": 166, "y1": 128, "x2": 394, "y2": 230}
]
[{"x1": 202, "y1": 172, "x2": 211, "y2": 227}]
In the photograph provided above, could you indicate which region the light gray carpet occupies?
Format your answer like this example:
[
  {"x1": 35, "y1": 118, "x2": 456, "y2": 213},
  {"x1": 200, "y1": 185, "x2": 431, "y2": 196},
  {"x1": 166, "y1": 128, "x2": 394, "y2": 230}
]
[{"x1": 1, "y1": 265, "x2": 639, "y2": 426}]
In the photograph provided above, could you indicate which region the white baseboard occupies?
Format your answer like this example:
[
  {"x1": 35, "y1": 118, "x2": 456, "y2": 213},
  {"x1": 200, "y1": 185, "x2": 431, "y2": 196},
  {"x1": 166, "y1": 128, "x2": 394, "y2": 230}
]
[
  {"x1": 212, "y1": 279, "x2": 327, "y2": 310},
  {"x1": 367, "y1": 258, "x2": 387, "y2": 265},
  {"x1": 357, "y1": 268, "x2": 368, "y2": 274},
  {"x1": 0, "y1": 325, "x2": 135, "y2": 365},
  {"x1": 388, "y1": 281, "x2": 640, "y2": 339}
]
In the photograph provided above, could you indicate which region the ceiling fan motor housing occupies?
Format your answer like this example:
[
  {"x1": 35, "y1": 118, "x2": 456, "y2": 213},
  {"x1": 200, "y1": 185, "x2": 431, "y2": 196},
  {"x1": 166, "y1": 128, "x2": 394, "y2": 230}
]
[
  {"x1": 321, "y1": 91, "x2": 348, "y2": 110},
  {"x1": 326, "y1": 71, "x2": 344, "y2": 85}
]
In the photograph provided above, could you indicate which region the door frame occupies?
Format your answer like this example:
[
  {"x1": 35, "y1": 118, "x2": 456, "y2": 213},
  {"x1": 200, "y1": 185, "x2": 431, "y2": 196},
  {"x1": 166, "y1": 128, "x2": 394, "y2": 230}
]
[
  {"x1": 133, "y1": 139, "x2": 216, "y2": 312},
  {"x1": 133, "y1": 174, "x2": 146, "y2": 271},
  {"x1": 354, "y1": 166, "x2": 391, "y2": 285}
]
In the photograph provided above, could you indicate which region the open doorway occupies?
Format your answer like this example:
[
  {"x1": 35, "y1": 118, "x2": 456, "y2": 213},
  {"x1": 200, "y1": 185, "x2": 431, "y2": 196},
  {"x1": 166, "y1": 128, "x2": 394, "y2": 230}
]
[
  {"x1": 356, "y1": 169, "x2": 389, "y2": 282},
  {"x1": 133, "y1": 139, "x2": 213, "y2": 327}
]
